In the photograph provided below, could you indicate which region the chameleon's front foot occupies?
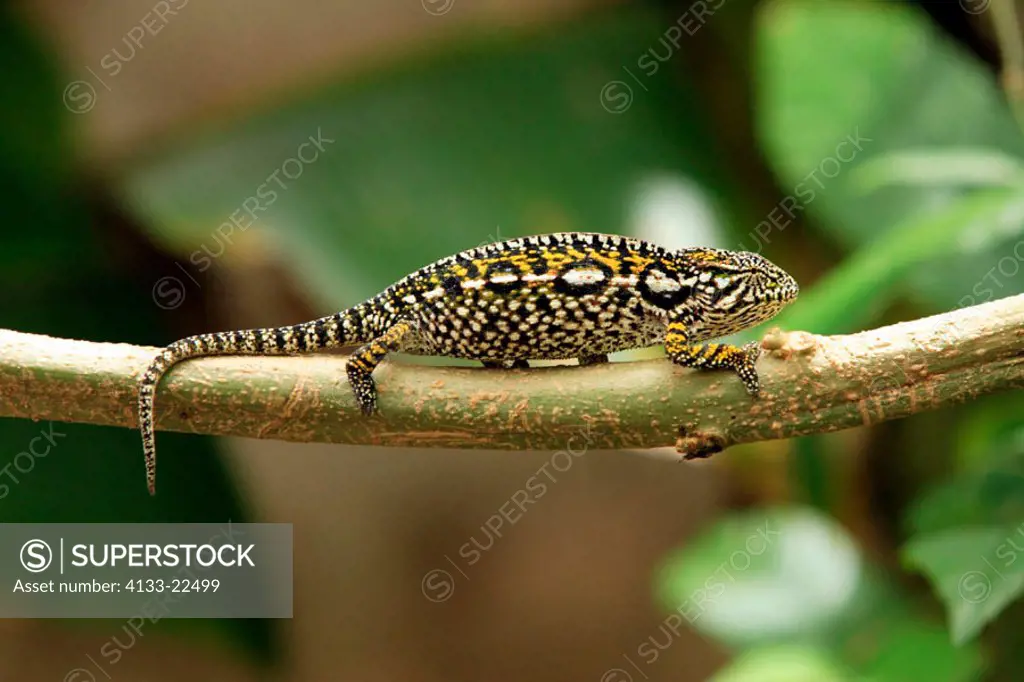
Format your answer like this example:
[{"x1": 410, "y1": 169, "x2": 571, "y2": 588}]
[
  {"x1": 666, "y1": 337, "x2": 763, "y2": 396},
  {"x1": 345, "y1": 361, "x2": 379, "y2": 415}
]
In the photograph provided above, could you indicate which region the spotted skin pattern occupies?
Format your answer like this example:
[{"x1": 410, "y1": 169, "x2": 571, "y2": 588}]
[{"x1": 138, "y1": 232, "x2": 799, "y2": 494}]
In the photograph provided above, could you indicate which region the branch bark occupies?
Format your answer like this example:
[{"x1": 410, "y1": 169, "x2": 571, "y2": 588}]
[{"x1": 2, "y1": 294, "x2": 1023, "y2": 455}]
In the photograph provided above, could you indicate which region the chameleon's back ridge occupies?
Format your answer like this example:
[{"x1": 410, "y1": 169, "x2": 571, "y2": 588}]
[{"x1": 138, "y1": 232, "x2": 799, "y2": 494}]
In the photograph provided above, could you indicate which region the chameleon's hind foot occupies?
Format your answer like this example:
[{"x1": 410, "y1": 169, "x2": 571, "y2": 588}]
[
  {"x1": 666, "y1": 333, "x2": 763, "y2": 396},
  {"x1": 345, "y1": 321, "x2": 415, "y2": 415},
  {"x1": 345, "y1": 362, "x2": 379, "y2": 415}
]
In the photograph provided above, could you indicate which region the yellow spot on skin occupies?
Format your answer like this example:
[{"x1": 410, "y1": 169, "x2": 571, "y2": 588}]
[
  {"x1": 469, "y1": 259, "x2": 490, "y2": 278},
  {"x1": 685, "y1": 250, "x2": 717, "y2": 262},
  {"x1": 542, "y1": 251, "x2": 574, "y2": 270},
  {"x1": 588, "y1": 250, "x2": 622, "y2": 274},
  {"x1": 624, "y1": 254, "x2": 655, "y2": 272}
]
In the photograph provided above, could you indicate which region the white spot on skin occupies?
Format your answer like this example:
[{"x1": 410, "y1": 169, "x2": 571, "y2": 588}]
[
  {"x1": 490, "y1": 273, "x2": 519, "y2": 285},
  {"x1": 522, "y1": 273, "x2": 555, "y2": 283},
  {"x1": 562, "y1": 269, "x2": 606, "y2": 286},
  {"x1": 402, "y1": 294, "x2": 417, "y2": 304},
  {"x1": 645, "y1": 270, "x2": 682, "y2": 293},
  {"x1": 462, "y1": 279, "x2": 486, "y2": 290},
  {"x1": 423, "y1": 287, "x2": 445, "y2": 300}
]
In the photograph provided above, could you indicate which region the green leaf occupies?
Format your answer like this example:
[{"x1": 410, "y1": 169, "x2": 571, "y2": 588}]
[
  {"x1": 859, "y1": 618, "x2": 986, "y2": 682},
  {"x1": 776, "y1": 187, "x2": 1024, "y2": 334},
  {"x1": 756, "y1": 0, "x2": 1024, "y2": 314},
  {"x1": 904, "y1": 526, "x2": 1024, "y2": 644},
  {"x1": 710, "y1": 645, "x2": 854, "y2": 682},
  {"x1": 655, "y1": 507, "x2": 864, "y2": 647},
  {"x1": 848, "y1": 149, "x2": 1024, "y2": 193}
]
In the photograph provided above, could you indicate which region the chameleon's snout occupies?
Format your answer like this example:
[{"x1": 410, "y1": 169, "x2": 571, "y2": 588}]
[
  {"x1": 778, "y1": 270, "x2": 800, "y2": 303},
  {"x1": 749, "y1": 254, "x2": 799, "y2": 306}
]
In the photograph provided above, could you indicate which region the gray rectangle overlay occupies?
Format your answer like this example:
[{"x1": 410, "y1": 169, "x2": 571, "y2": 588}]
[{"x1": 0, "y1": 523, "x2": 292, "y2": 618}]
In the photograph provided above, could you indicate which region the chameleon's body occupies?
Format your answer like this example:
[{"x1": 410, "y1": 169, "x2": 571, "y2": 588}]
[{"x1": 138, "y1": 232, "x2": 799, "y2": 494}]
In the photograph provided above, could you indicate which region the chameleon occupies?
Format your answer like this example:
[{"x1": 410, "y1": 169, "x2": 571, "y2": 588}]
[{"x1": 138, "y1": 232, "x2": 799, "y2": 495}]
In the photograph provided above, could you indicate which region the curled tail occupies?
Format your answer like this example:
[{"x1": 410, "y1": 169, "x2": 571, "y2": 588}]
[{"x1": 138, "y1": 306, "x2": 372, "y2": 496}]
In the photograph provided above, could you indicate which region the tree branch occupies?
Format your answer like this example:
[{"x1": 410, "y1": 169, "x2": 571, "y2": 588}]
[{"x1": 2, "y1": 294, "x2": 1023, "y2": 455}]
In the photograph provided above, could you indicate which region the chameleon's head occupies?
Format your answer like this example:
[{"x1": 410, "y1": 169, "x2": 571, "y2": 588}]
[{"x1": 677, "y1": 248, "x2": 799, "y2": 337}]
